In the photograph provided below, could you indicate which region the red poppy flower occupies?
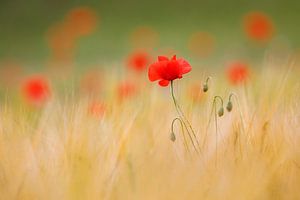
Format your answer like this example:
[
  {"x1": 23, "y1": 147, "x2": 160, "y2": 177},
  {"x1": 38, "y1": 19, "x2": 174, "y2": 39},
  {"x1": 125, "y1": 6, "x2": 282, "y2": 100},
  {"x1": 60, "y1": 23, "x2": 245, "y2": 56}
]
[
  {"x1": 22, "y1": 76, "x2": 51, "y2": 106},
  {"x1": 127, "y1": 51, "x2": 151, "y2": 72},
  {"x1": 243, "y1": 11, "x2": 274, "y2": 42},
  {"x1": 227, "y1": 61, "x2": 250, "y2": 85},
  {"x1": 148, "y1": 55, "x2": 192, "y2": 87}
]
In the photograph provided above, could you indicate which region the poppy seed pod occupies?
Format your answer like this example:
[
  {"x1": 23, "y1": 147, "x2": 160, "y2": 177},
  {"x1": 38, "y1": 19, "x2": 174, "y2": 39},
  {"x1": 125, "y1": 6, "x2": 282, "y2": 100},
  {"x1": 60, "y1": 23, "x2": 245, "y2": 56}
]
[
  {"x1": 203, "y1": 83, "x2": 208, "y2": 92},
  {"x1": 218, "y1": 107, "x2": 224, "y2": 117},
  {"x1": 203, "y1": 76, "x2": 211, "y2": 92},
  {"x1": 170, "y1": 132, "x2": 176, "y2": 142},
  {"x1": 226, "y1": 101, "x2": 233, "y2": 112}
]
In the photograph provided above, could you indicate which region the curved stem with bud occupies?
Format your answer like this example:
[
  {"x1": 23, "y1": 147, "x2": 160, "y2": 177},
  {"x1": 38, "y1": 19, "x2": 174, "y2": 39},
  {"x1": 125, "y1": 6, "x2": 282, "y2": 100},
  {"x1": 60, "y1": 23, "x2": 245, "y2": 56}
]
[
  {"x1": 213, "y1": 96, "x2": 224, "y2": 164},
  {"x1": 202, "y1": 95, "x2": 224, "y2": 165},
  {"x1": 203, "y1": 76, "x2": 211, "y2": 92},
  {"x1": 171, "y1": 118, "x2": 190, "y2": 154},
  {"x1": 227, "y1": 93, "x2": 245, "y2": 133},
  {"x1": 226, "y1": 93, "x2": 246, "y2": 157},
  {"x1": 170, "y1": 81, "x2": 200, "y2": 155}
]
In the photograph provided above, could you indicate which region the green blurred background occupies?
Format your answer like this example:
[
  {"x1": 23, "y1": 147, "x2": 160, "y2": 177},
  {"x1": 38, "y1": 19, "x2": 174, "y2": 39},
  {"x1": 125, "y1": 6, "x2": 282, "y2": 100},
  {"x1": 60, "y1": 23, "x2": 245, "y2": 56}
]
[{"x1": 1, "y1": 0, "x2": 300, "y2": 67}]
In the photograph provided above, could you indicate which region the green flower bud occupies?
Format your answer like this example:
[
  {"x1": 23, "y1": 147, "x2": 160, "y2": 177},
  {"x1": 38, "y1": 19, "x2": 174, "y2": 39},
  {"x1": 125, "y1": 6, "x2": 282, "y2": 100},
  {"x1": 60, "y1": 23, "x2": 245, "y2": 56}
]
[
  {"x1": 203, "y1": 84, "x2": 208, "y2": 92},
  {"x1": 218, "y1": 107, "x2": 224, "y2": 117},
  {"x1": 170, "y1": 132, "x2": 176, "y2": 142},
  {"x1": 226, "y1": 101, "x2": 233, "y2": 112}
]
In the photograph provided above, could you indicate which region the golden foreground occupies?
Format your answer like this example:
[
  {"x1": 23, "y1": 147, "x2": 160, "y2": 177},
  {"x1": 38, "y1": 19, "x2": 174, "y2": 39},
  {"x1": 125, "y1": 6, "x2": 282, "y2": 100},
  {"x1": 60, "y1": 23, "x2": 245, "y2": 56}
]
[{"x1": 0, "y1": 63, "x2": 300, "y2": 200}]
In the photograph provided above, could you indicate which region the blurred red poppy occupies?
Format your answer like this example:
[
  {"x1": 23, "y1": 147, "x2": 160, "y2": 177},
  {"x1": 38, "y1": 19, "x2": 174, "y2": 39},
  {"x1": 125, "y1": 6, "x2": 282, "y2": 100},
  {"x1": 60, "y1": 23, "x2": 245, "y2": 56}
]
[
  {"x1": 148, "y1": 55, "x2": 192, "y2": 87},
  {"x1": 243, "y1": 11, "x2": 274, "y2": 42},
  {"x1": 88, "y1": 101, "x2": 106, "y2": 118},
  {"x1": 227, "y1": 61, "x2": 250, "y2": 85},
  {"x1": 127, "y1": 51, "x2": 152, "y2": 72},
  {"x1": 188, "y1": 32, "x2": 215, "y2": 58},
  {"x1": 65, "y1": 7, "x2": 98, "y2": 37},
  {"x1": 117, "y1": 81, "x2": 137, "y2": 101},
  {"x1": 46, "y1": 6, "x2": 98, "y2": 74},
  {"x1": 47, "y1": 22, "x2": 76, "y2": 57},
  {"x1": 46, "y1": 22, "x2": 77, "y2": 74},
  {"x1": 80, "y1": 69, "x2": 103, "y2": 96},
  {"x1": 0, "y1": 60, "x2": 23, "y2": 87},
  {"x1": 22, "y1": 76, "x2": 51, "y2": 106},
  {"x1": 130, "y1": 26, "x2": 159, "y2": 49}
]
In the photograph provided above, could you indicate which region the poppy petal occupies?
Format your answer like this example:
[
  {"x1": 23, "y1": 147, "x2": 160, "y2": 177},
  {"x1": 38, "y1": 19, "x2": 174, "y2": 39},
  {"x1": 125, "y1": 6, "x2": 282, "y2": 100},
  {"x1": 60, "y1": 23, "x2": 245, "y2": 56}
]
[
  {"x1": 171, "y1": 55, "x2": 177, "y2": 60},
  {"x1": 178, "y1": 59, "x2": 192, "y2": 74},
  {"x1": 158, "y1": 79, "x2": 169, "y2": 87},
  {"x1": 148, "y1": 62, "x2": 162, "y2": 81},
  {"x1": 158, "y1": 56, "x2": 169, "y2": 61}
]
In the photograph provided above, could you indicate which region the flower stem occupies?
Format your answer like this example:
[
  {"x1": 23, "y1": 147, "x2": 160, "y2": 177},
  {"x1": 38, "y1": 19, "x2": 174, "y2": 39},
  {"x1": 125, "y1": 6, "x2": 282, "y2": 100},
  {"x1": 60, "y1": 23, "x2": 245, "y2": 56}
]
[
  {"x1": 203, "y1": 96, "x2": 223, "y2": 165},
  {"x1": 171, "y1": 118, "x2": 190, "y2": 154},
  {"x1": 214, "y1": 100, "x2": 218, "y2": 167},
  {"x1": 170, "y1": 81, "x2": 200, "y2": 154}
]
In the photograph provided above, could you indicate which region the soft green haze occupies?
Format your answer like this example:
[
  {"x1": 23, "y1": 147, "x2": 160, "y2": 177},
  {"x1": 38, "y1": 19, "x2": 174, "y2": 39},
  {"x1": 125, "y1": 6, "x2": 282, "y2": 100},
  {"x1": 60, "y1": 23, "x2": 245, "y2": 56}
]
[{"x1": 0, "y1": 0, "x2": 300, "y2": 67}]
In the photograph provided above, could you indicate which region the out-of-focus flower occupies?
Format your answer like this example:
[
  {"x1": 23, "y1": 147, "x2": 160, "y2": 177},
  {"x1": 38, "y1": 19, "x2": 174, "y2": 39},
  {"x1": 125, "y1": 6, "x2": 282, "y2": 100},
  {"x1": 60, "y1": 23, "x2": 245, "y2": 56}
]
[
  {"x1": 243, "y1": 11, "x2": 274, "y2": 42},
  {"x1": 148, "y1": 55, "x2": 192, "y2": 87},
  {"x1": 0, "y1": 60, "x2": 23, "y2": 88},
  {"x1": 46, "y1": 22, "x2": 77, "y2": 77},
  {"x1": 64, "y1": 7, "x2": 98, "y2": 37},
  {"x1": 188, "y1": 32, "x2": 215, "y2": 58},
  {"x1": 127, "y1": 51, "x2": 152, "y2": 72},
  {"x1": 117, "y1": 81, "x2": 137, "y2": 101},
  {"x1": 227, "y1": 61, "x2": 250, "y2": 85},
  {"x1": 22, "y1": 76, "x2": 51, "y2": 106},
  {"x1": 130, "y1": 26, "x2": 159, "y2": 49},
  {"x1": 80, "y1": 69, "x2": 103, "y2": 96},
  {"x1": 47, "y1": 22, "x2": 76, "y2": 59},
  {"x1": 88, "y1": 101, "x2": 106, "y2": 118},
  {"x1": 46, "y1": 6, "x2": 98, "y2": 77}
]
